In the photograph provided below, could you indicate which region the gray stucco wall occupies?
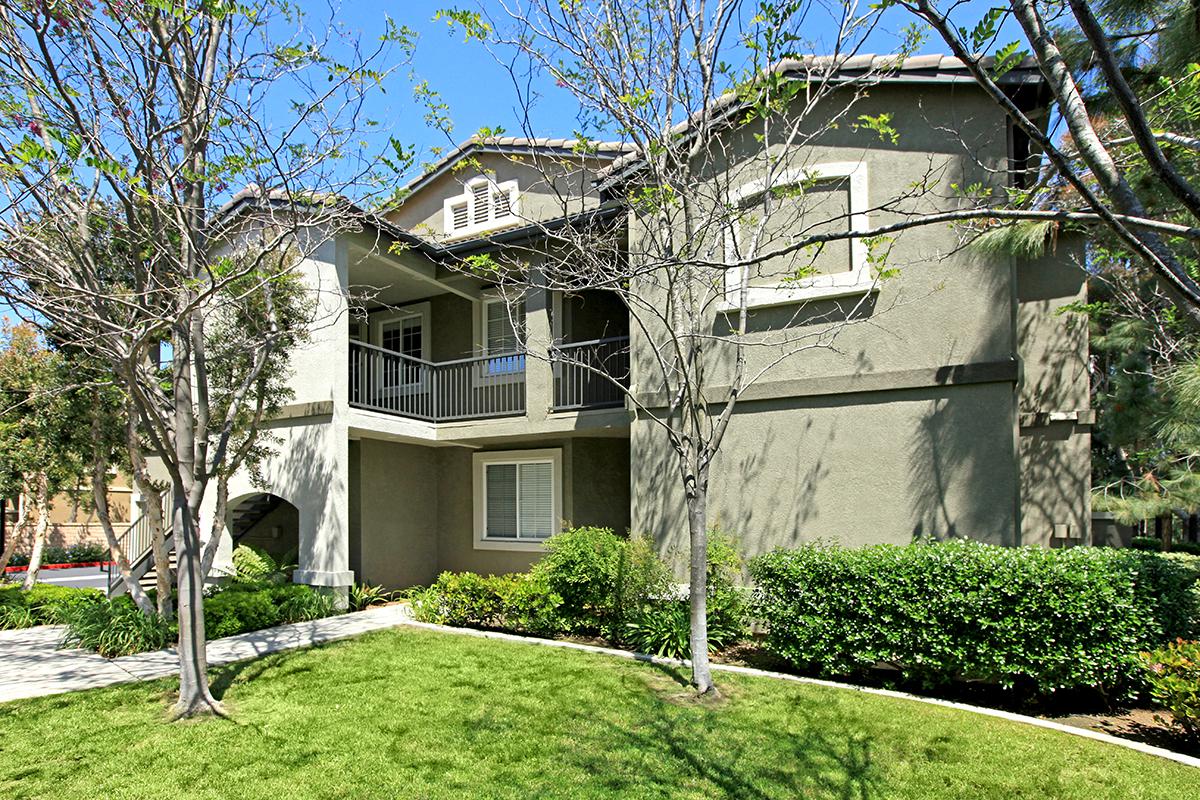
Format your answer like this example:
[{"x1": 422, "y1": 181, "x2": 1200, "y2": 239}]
[
  {"x1": 625, "y1": 81, "x2": 1088, "y2": 561},
  {"x1": 1015, "y1": 236, "x2": 1091, "y2": 545},
  {"x1": 354, "y1": 438, "x2": 440, "y2": 588},
  {"x1": 633, "y1": 380, "x2": 1019, "y2": 567},
  {"x1": 352, "y1": 434, "x2": 631, "y2": 587}
]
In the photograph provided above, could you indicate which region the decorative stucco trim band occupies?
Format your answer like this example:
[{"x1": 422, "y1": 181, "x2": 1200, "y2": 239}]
[{"x1": 634, "y1": 358, "x2": 1020, "y2": 409}]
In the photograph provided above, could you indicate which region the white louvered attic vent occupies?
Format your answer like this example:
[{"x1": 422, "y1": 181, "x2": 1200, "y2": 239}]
[
  {"x1": 493, "y1": 188, "x2": 513, "y2": 219},
  {"x1": 472, "y1": 183, "x2": 491, "y2": 224},
  {"x1": 443, "y1": 176, "x2": 520, "y2": 236},
  {"x1": 450, "y1": 201, "x2": 469, "y2": 231}
]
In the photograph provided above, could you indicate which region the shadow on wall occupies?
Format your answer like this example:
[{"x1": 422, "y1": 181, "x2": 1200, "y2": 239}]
[
  {"x1": 243, "y1": 415, "x2": 347, "y2": 578},
  {"x1": 905, "y1": 385, "x2": 1016, "y2": 545}
]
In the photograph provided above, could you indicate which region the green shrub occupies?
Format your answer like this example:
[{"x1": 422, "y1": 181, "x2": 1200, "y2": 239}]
[
  {"x1": 750, "y1": 540, "x2": 1200, "y2": 698},
  {"x1": 204, "y1": 589, "x2": 281, "y2": 638},
  {"x1": 532, "y1": 527, "x2": 669, "y2": 636},
  {"x1": 624, "y1": 599, "x2": 746, "y2": 659},
  {"x1": 272, "y1": 584, "x2": 336, "y2": 624},
  {"x1": 412, "y1": 572, "x2": 517, "y2": 628},
  {"x1": 8, "y1": 542, "x2": 110, "y2": 567},
  {"x1": 23, "y1": 585, "x2": 104, "y2": 624},
  {"x1": 0, "y1": 584, "x2": 104, "y2": 627},
  {"x1": 1171, "y1": 541, "x2": 1200, "y2": 556},
  {"x1": 1140, "y1": 639, "x2": 1200, "y2": 739},
  {"x1": 415, "y1": 530, "x2": 748, "y2": 649},
  {"x1": 0, "y1": 603, "x2": 34, "y2": 630},
  {"x1": 60, "y1": 597, "x2": 175, "y2": 658},
  {"x1": 349, "y1": 583, "x2": 394, "y2": 612},
  {"x1": 496, "y1": 571, "x2": 563, "y2": 636},
  {"x1": 230, "y1": 545, "x2": 295, "y2": 585},
  {"x1": 623, "y1": 533, "x2": 749, "y2": 658}
]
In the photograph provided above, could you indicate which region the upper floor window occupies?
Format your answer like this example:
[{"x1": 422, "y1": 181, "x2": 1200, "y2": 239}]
[
  {"x1": 444, "y1": 176, "x2": 519, "y2": 236},
  {"x1": 722, "y1": 161, "x2": 872, "y2": 309}
]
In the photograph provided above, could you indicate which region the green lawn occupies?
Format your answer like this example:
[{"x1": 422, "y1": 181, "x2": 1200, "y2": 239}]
[{"x1": 0, "y1": 628, "x2": 1193, "y2": 799}]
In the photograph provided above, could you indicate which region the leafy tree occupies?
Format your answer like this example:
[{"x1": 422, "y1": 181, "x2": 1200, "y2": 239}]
[
  {"x1": 0, "y1": 1, "x2": 409, "y2": 717},
  {"x1": 0, "y1": 323, "x2": 108, "y2": 587}
]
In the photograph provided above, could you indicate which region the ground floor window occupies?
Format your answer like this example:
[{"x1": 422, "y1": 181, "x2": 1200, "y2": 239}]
[{"x1": 473, "y1": 449, "x2": 562, "y2": 550}]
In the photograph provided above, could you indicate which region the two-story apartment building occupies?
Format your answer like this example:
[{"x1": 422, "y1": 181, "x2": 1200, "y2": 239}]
[{"x1": 131, "y1": 55, "x2": 1089, "y2": 597}]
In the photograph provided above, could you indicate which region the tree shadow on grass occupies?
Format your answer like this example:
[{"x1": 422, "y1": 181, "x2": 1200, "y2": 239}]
[{"x1": 571, "y1": 675, "x2": 878, "y2": 800}]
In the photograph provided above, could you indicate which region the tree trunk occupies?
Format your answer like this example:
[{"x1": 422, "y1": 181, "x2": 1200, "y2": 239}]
[
  {"x1": 685, "y1": 467, "x2": 716, "y2": 695},
  {"x1": 171, "y1": 490, "x2": 221, "y2": 718},
  {"x1": 170, "y1": 330, "x2": 221, "y2": 718},
  {"x1": 21, "y1": 475, "x2": 50, "y2": 590},
  {"x1": 0, "y1": 493, "x2": 28, "y2": 574},
  {"x1": 1188, "y1": 514, "x2": 1198, "y2": 544}
]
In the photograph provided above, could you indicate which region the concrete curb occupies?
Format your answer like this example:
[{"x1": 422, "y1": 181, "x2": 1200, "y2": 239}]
[{"x1": 395, "y1": 617, "x2": 1200, "y2": 770}]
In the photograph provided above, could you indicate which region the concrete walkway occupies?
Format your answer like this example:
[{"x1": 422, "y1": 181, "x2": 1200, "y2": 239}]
[{"x1": 0, "y1": 604, "x2": 411, "y2": 704}]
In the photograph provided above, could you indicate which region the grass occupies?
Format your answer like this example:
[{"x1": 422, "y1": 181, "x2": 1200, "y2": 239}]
[{"x1": 0, "y1": 628, "x2": 1194, "y2": 799}]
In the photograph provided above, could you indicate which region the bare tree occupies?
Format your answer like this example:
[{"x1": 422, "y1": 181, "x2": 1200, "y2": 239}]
[
  {"x1": 0, "y1": 1, "x2": 410, "y2": 716},
  {"x1": 429, "y1": 0, "x2": 961, "y2": 694}
]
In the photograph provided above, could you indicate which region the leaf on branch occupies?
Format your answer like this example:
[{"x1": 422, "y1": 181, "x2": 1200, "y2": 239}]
[{"x1": 970, "y1": 220, "x2": 1058, "y2": 259}]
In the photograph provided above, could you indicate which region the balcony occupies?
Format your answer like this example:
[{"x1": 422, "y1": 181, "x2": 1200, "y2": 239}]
[
  {"x1": 551, "y1": 336, "x2": 630, "y2": 411},
  {"x1": 349, "y1": 336, "x2": 630, "y2": 422},
  {"x1": 349, "y1": 341, "x2": 526, "y2": 421}
]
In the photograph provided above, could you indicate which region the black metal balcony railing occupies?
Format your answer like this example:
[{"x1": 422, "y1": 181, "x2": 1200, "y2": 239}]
[
  {"x1": 551, "y1": 336, "x2": 630, "y2": 411},
  {"x1": 349, "y1": 341, "x2": 526, "y2": 421}
]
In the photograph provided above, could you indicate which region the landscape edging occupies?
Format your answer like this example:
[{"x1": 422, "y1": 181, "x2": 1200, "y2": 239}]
[
  {"x1": 395, "y1": 616, "x2": 1200, "y2": 770},
  {"x1": 4, "y1": 561, "x2": 114, "y2": 574}
]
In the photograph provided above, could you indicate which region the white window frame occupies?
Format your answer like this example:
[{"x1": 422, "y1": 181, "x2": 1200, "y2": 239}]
[
  {"x1": 473, "y1": 293, "x2": 526, "y2": 385},
  {"x1": 370, "y1": 302, "x2": 431, "y2": 392},
  {"x1": 473, "y1": 448, "x2": 562, "y2": 551},
  {"x1": 443, "y1": 175, "x2": 520, "y2": 237},
  {"x1": 721, "y1": 161, "x2": 873, "y2": 310}
]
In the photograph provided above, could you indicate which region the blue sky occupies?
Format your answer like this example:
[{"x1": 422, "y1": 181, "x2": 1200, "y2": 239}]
[
  {"x1": 2, "y1": 0, "x2": 1023, "y2": 327},
  {"x1": 335, "y1": 0, "x2": 1024, "y2": 167}
]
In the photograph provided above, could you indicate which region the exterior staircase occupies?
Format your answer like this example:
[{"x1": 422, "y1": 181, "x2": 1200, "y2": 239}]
[
  {"x1": 106, "y1": 508, "x2": 174, "y2": 598},
  {"x1": 107, "y1": 493, "x2": 283, "y2": 597},
  {"x1": 229, "y1": 494, "x2": 282, "y2": 542}
]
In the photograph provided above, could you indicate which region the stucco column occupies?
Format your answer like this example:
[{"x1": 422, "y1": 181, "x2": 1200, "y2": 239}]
[
  {"x1": 291, "y1": 419, "x2": 355, "y2": 598},
  {"x1": 525, "y1": 272, "x2": 553, "y2": 422}
]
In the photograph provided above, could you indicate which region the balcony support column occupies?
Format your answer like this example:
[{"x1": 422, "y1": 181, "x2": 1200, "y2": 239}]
[{"x1": 525, "y1": 271, "x2": 553, "y2": 421}]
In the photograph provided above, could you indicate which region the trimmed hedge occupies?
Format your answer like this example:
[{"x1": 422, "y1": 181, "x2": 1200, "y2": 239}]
[{"x1": 749, "y1": 540, "x2": 1200, "y2": 698}]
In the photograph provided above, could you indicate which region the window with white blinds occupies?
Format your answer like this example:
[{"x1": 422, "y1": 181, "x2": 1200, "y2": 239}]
[
  {"x1": 443, "y1": 177, "x2": 519, "y2": 236},
  {"x1": 484, "y1": 299, "x2": 525, "y2": 354},
  {"x1": 474, "y1": 450, "x2": 561, "y2": 548}
]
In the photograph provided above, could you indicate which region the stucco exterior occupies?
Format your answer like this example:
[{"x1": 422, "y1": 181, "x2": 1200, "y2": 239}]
[
  {"x1": 180, "y1": 62, "x2": 1091, "y2": 596},
  {"x1": 623, "y1": 80, "x2": 1091, "y2": 562}
]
